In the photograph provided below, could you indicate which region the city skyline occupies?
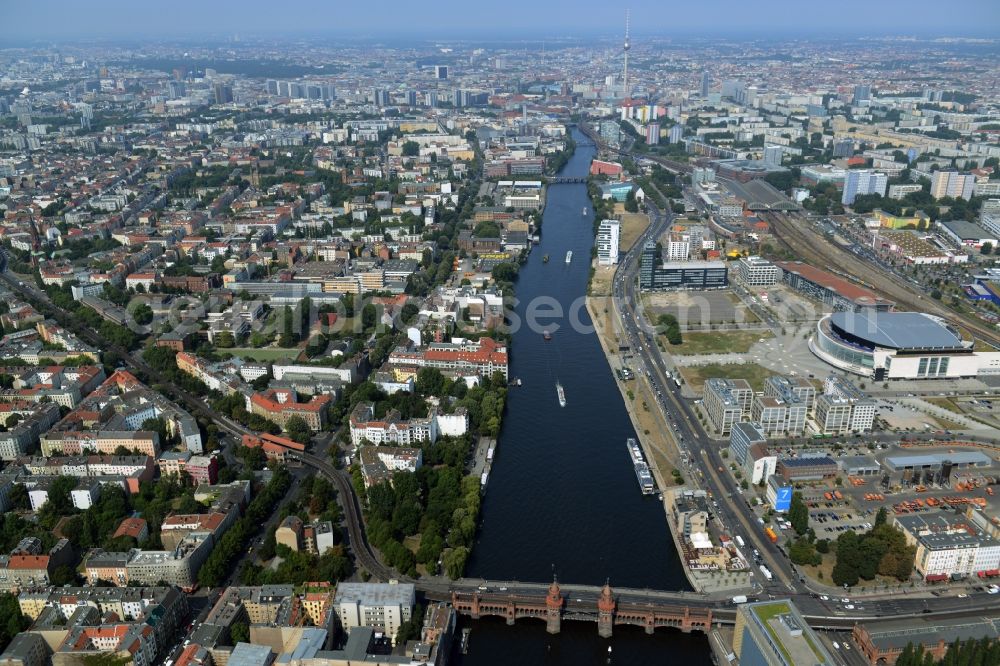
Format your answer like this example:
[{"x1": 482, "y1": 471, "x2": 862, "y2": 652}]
[{"x1": 6, "y1": 0, "x2": 1000, "y2": 40}]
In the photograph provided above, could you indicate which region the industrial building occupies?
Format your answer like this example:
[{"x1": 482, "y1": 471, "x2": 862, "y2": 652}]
[{"x1": 883, "y1": 451, "x2": 993, "y2": 486}]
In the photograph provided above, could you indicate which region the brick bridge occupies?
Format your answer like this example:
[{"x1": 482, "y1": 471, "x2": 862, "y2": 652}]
[{"x1": 447, "y1": 580, "x2": 714, "y2": 637}]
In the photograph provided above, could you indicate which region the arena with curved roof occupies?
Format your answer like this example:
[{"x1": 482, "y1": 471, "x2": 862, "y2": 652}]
[{"x1": 811, "y1": 311, "x2": 1000, "y2": 380}]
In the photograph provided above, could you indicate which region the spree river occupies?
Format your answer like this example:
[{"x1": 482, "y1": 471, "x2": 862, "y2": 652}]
[{"x1": 454, "y1": 129, "x2": 713, "y2": 665}]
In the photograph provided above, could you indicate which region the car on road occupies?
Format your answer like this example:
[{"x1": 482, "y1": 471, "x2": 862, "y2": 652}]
[
  {"x1": 819, "y1": 595, "x2": 829, "y2": 601},
  {"x1": 844, "y1": 604, "x2": 855, "y2": 610}
]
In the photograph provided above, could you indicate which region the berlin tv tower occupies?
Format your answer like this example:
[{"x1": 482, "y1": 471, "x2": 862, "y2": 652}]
[{"x1": 622, "y1": 9, "x2": 631, "y2": 97}]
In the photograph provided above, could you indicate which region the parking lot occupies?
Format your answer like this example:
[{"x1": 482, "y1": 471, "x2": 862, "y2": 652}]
[{"x1": 801, "y1": 489, "x2": 874, "y2": 540}]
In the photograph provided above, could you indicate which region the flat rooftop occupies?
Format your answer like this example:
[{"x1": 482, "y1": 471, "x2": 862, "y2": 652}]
[
  {"x1": 334, "y1": 582, "x2": 415, "y2": 607},
  {"x1": 746, "y1": 600, "x2": 833, "y2": 666},
  {"x1": 775, "y1": 261, "x2": 893, "y2": 307},
  {"x1": 829, "y1": 311, "x2": 964, "y2": 350},
  {"x1": 885, "y1": 451, "x2": 992, "y2": 470},
  {"x1": 860, "y1": 616, "x2": 1000, "y2": 651}
]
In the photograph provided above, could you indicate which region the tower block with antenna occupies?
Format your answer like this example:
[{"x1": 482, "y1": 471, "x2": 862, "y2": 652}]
[{"x1": 622, "y1": 9, "x2": 631, "y2": 97}]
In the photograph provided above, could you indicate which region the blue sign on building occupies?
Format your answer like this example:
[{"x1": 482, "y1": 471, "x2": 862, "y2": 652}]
[{"x1": 774, "y1": 486, "x2": 792, "y2": 512}]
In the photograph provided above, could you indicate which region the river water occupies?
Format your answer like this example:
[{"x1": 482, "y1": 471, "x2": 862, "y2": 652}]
[{"x1": 454, "y1": 129, "x2": 713, "y2": 665}]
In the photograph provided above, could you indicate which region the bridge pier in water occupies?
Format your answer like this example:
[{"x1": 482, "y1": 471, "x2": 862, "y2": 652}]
[
  {"x1": 545, "y1": 579, "x2": 562, "y2": 634},
  {"x1": 597, "y1": 582, "x2": 615, "y2": 638}
]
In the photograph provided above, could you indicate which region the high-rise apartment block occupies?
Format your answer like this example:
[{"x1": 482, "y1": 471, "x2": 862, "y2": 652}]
[
  {"x1": 930, "y1": 171, "x2": 975, "y2": 201},
  {"x1": 842, "y1": 170, "x2": 887, "y2": 206},
  {"x1": 596, "y1": 219, "x2": 621, "y2": 266}
]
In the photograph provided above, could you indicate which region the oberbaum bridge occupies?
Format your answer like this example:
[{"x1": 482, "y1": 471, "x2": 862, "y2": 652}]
[{"x1": 421, "y1": 578, "x2": 721, "y2": 638}]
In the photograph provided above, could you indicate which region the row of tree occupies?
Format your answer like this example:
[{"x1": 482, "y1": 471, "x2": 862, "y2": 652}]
[
  {"x1": 197, "y1": 467, "x2": 293, "y2": 586},
  {"x1": 894, "y1": 637, "x2": 1000, "y2": 666}
]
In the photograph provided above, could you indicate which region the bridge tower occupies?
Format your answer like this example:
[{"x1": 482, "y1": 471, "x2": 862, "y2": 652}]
[
  {"x1": 597, "y1": 580, "x2": 615, "y2": 638},
  {"x1": 545, "y1": 577, "x2": 563, "y2": 634}
]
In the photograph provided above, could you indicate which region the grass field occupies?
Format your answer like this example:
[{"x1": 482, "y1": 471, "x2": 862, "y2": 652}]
[
  {"x1": 228, "y1": 347, "x2": 302, "y2": 362},
  {"x1": 678, "y1": 361, "x2": 772, "y2": 392},
  {"x1": 667, "y1": 330, "x2": 772, "y2": 356},
  {"x1": 619, "y1": 212, "x2": 650, "y2": 251}
]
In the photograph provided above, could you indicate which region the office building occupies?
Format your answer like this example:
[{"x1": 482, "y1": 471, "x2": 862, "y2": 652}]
[
  {"x1": 596, "y1": 219, "x2": 621, "y2": 265},
  {"x1": 733, "y1": 600, "x2": 834, "y2": 666},
  {"x1": 762, "y1": 146, "x2": 783, "y2": 166},
  {"x1": 814, "y1": 375, "x2": 876, "y2": 434},
  {"x1": 930, "y1": 171, "x2": 976, "y2": 201},
  {"x1": 751, "y1": 395, "x2": 808, "y2": 437},
  {"x1": 776, "y1": 261, "x2": 894, "y2": 312},
  {"x1": 763, "y1": 375, "x2": 815, "y2": 412},
  {"x1": 700, "y1": 71, "x2": 710, "y2": 97},
  {"x1": 730, "y1": 421, "x2": 765, "y2": 466},
  {"x1": 842, "y1": 170, "x2": 887, "y2": 206},
  {"x1": 639, "y1": 243, "x2": 727, "y2": 290},
  {"x1": 730, "y1": 422, "x2": 774, "y2": 484},
  {"x1": 213, "y1": 83, "x2": 234, "y2": 105},
  {"x1": 167, "y1": 81, "x2": 186, "y2": 99},
  {"x1": 334, "y1": 583, "x2": 415, "y2": 645},
  {"x1": 853, "y1": 84, "x2": 872, "y2": 104},
  {"x1": 736, "y1": 256, "x2": 780, "y2": 287},
  {"x1": 703, "y1": 378, "x2": 753, "y2": 435},
  {"x1": 434, "y1": 65, "x2": 448, "y2": 80}
]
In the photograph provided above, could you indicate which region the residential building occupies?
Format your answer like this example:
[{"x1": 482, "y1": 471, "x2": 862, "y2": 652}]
[
  {"x1": 894, "y1": 513, "x2": 1000, "y2": 581},
  {"x1": 930, "y1": 171, "x2": 976, "y2": 201},
  {"x1": 387, "y1": 337, "x2": 508, "y2": 380},
  {"x1": 842, "y1": 170, "x2": 887, "y2": 206},
  {"x1": 248, "y1": 389, "x2": 331, "y2": 431},
  {"x1": 358, "y1": 445, "x2": 423, "y2": 487},
  {"x1": 334, "y1": 583, "x2": 415, "y2": 645},
  {"x1": 596, "y1": 219, "x2": 620, "y2": 266}
]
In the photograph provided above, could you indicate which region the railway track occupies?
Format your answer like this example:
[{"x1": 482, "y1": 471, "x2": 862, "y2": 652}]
[
  {"x1": 291, "y1": 451, "x2": 400, "y2": 582},
  {"x1": 765, "y1": 210, "x2": 1000, "y2": 348}
]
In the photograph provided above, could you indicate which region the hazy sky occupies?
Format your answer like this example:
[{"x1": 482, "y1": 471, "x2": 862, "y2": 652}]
[{"x1": 7, "y1": 0, "x2": 1000, "y2": 40}]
